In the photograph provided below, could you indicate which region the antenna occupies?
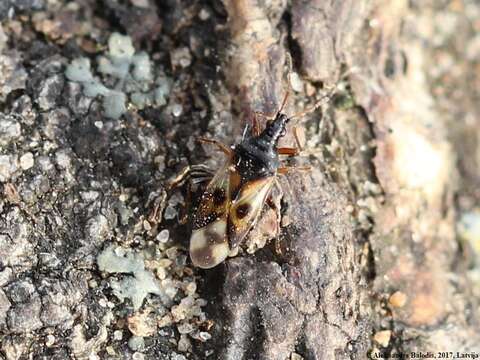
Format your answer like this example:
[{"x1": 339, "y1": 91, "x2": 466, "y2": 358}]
[
  {"x1": 278, "y1": 52, "x2": 293, "y2": 114},
  {"x1": 289, "y1": 66, "x2": 357, "y2": 120}
]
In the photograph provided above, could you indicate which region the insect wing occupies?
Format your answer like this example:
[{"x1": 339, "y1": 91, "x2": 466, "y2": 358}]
[
  {"x1": 190, "y1": 162, "x2": 231, "y2": 268},
  {"x1": 190, "y1": 217, "x2": 230, "y2": 269},
  {"x1": 228, "y1": 176, "x2": 275, "y2": 249}
]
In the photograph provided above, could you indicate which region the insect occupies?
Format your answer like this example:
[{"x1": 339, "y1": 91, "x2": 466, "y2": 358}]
[
  {"x1": 187, "y1": 84, "x2": 335, "y2": 268},
  {"x1": 177, "y1": 62, "x2": 347, "y2": 269}
]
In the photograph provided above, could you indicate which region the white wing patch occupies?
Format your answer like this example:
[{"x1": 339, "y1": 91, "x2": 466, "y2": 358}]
[{"x1": 190, "y1": 215, "x2": 230, "y2": 269}]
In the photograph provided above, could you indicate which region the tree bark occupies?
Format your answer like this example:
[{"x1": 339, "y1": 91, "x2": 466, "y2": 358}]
[{"x1": 1, "y1": 0, "x2": 480, "y2": 359}]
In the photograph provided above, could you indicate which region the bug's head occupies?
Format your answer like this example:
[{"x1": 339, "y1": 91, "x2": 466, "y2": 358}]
[{"x1": 263, "y1": 112, "x2": 290, "y2": 144}]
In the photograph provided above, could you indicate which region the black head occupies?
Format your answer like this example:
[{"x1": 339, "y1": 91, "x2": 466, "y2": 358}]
[
  {"x1": 259, "y1": 112, "x2": 290, "y2": 146},
  {"x1": 233, "y1": 112, "x2": 289, "y2": 180}
]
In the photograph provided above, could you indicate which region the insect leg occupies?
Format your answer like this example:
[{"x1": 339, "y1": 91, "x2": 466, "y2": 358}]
[
  {"x1": 289, "y1": 67, "x2": 358, "y2": 121},
  {"x1": 278, "y1": 165, "x2": 311, "y2": 174},
  {"x1": 169, "y1": 166, "x2": 193, "y2": 190},
  {"x1": 278, "y1": 52, "x2": 293, "y2": 115},
  {"x1": 277, "y1": 147, "x2": 299, "y2": 156},
  {"x1": 277, "y1": 88, "x2": 290, "y2": 114},
  {"x1": 289, "y1": 97, "x2": 326, "y2": 120},
  {"x1": 168, "y1": 165, "x2": 214, "y2": 190},
  {"x1": 168, "y1": 165, "x2": 215, "y2": 225},
  {"x1": 251, "y1": 112, "x2": 261, "y2": 136},
  {"x1": 178, "y1": 181, "x2": 192, "y2": 225},
  {"x1": 253, "y1": 111, "x2": 276, "y2": 121},
  {"x1": 292, "y1": 126, "x2": 304, "y2": 151},
  {"x1": 197, "y1": 137, "x2": 233, "y2": 156}
]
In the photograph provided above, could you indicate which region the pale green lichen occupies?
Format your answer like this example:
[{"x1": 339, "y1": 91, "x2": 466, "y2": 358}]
[
  {"x1": 97, "y1": 246, "x2": 168, "y2": 310},
  {"x1": 132, "y1": 53, "x2": 152, "y2": 82},
  {"x1": 65, "y1": 57, "x2": 93, "y2": 82},
  {"x1": 103, "y1": 91, "x2": 127, "y2": 120},
  {"x1": 97, "y1": 243, "x2": 212, "y2": 349},
  {"x1": 108, "y1": 32, "x2": 135, "y2": 59},
  {"x1": 65, "y1": 32, "x2": 171, "y2": 119}
]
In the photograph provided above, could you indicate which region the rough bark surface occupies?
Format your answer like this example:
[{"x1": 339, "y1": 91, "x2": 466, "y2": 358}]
[{"x1": 0, "y1": 0, "x2": 480, "y2": 360}]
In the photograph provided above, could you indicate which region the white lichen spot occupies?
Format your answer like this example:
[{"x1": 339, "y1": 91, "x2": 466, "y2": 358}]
[
  {"x1": 130, "y1": 92, "x2": 153, "y2": 109},
  {"x1": 171, "y1": 103, "x2": 183, "y2": 117},
  {"x1": 82, "y1": 80, "x2": 110, "y2": 97},
  {"x1": 19, "y1": 152, "x2": 34, "y2": 170},
  {"x1": 154, "y1": 77, "x2": 172, "y2": 106},
  {"x1": 156, "y1": 229, "x2": 170, "y2": 243},
  {"x1": 113, "y1": 330, "x2": 123, "y2": 341},
  {"x1": 128, "y1": 336, "x2": 145, "y2": 352}
]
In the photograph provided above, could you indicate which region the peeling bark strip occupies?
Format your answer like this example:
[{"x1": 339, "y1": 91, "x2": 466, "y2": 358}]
[{"x1": 222, "y1": 0, "x2": 287, "y2": 121}]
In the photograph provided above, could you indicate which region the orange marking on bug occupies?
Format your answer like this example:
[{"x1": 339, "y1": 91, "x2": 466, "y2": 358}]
[{"x1": 277, "y1": 147, "x2": 299, "y2": 156}]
